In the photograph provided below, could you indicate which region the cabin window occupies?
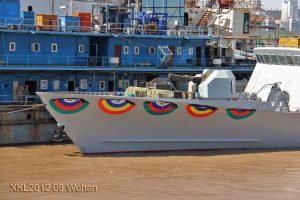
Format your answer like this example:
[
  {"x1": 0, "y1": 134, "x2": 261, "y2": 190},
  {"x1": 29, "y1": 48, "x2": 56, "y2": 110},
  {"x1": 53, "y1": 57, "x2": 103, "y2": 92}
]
[
  {"x1": 286, "y1": 55, "x2": 295, "y2": 65},
  {"x1": 9, "y1": 42, "x2": 16, "y2": 51},
  {"x1": 270, "y1": 54, "x2": 279, "y2": 65},
  {"x1": 189, "y1": 48, "x2": 194, "y2": 56},
  {"x1": 177, "y1": 47, "x2": 182, "y2": 55},
  {"x1": 40, "y1": 80, "x2": 48, "y2": 90},
  {"x1": 99, "y1": 81, "x2": 105, "y2": 90},
  {"x1": 148, "y1": 47, "x2": 156, "y2": 55},
  {"x1": 124, "y1": 80, "x2": 129, "y2": 89},
  {"x1": 80, "y1": 79, "x2": 87, "y2": 89},
  {"x1": 53, "y1": 80, "x2": 60, "y2": 91},
  {"x1": 31, "y1": 43, "x2": 40, "y2": 52},
  {"x1": 51, "y1": 43, "x2": 57, "y2": 53},
  {"x1": 79, "y1": 45, "x2": 84, "y2": 53},
  {"x1": 294, "y1": 56, "x2": 300, "y2": 65},
  {"x1": 262, "y1": 55, "x2": 271, "y2": 64},
  {"x1": 124, "y1": 46, "x2": 129, "y2": 54},
  {"x1": 118, "y1": 80, "x2": 123, "y2": 89},
  {"x1": 134, "y1": 46, "x2": 139, "y2": 55},
  {"x1": 133, "y1": 79, "x2": 138, "y2": 87},
  {"x1": 278, "y1": 55, "x2": 287, "y2": 65}
]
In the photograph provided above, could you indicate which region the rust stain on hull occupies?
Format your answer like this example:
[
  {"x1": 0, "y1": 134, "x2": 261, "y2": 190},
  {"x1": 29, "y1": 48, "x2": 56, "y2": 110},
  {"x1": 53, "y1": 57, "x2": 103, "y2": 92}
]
[{"x1": 0, "y1": 106, "x2": 57, "y2": 144}]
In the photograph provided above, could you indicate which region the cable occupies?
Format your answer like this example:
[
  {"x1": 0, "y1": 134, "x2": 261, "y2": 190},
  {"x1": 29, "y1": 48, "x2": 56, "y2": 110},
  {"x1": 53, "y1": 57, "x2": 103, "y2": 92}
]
[{"x1": 0, "y1": 104, "x2": 45, "y2": 115}]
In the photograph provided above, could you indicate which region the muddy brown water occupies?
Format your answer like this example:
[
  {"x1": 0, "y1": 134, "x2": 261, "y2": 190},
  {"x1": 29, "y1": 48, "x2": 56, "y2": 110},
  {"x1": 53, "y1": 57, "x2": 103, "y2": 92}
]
[{"x1": 1, "y1": 144, "x2": 300, "y2": 200}]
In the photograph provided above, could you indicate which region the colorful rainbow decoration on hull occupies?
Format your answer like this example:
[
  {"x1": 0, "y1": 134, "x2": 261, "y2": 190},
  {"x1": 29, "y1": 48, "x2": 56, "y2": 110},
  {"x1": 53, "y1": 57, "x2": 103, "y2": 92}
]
[
  {"x1": 143, "y1": 101, "x2": 178, "y2": 116},
  {"x1": 186, "y1": 105, "x2": 218, "y2": 118},
  {"x1": 50, "y1": 98, "x2": 89, "y2": 114},
  {"x1": 226, "y1": 109, "x2": 256, "y2": 120},
  {"x1": 98, "y1": 99, "x2": 135, "y2": 115}
]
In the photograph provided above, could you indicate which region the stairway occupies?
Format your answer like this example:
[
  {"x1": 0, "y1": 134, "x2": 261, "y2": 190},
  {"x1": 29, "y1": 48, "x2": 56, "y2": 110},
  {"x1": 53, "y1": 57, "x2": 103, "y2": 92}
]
[{"x1": 197, "y1": 9, "x2": 212, "y2": 26}]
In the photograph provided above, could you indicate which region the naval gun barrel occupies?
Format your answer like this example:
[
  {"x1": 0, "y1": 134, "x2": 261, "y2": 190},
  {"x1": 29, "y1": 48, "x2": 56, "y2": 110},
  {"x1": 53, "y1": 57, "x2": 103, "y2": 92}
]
[{"x1": 168, "y1": 73, "x2": 202, "y2": 84}]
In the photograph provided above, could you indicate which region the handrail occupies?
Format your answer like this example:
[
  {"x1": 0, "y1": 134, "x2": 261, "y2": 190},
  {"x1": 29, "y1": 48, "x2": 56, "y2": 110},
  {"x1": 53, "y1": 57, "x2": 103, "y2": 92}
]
[
  {"x1": 0, "y1": 16, "x2": 214, "y2": 37},
  {"x1": 0, "y1": 54, "x2": 255, "y2": 68}
]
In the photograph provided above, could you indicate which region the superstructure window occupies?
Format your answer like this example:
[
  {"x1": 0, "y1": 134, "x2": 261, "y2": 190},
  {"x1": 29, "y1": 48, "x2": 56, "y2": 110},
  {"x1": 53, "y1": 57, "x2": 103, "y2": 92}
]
[
  {"x1": 286, "y1": 55, "x2": 295, "y2": 65},
  {"x1": 124, "y1": 46, "x2": 129, "y2": 54},
  {"x1": 278, "y1": 55, "x2": 287, "y2": 65},
  {"x1": 40, "y1": 80, "x2": 48, "y2": 90},
  {"x1": 189, "y1": 47, "x2": 194, "y2": 56},
  {"x1": 262, "y1": 55, "x2": 271, "y2": 64},
  {"x1": 134, "y1": 46, "x2": 139, "y2": 55},
  {"x1": 53, "y1": 80, "x2": 60, "y2": 91},
  {"x1": 118, "y1": 80, "x2": 123, "y2": 89},
  {"x1": 80, "y1": 79, "x2": 87, "y2": 89},
  {"x1": 99, "y1": 81, "x2": 105, "y2": 90},
  {"x1": 177, "y1": 47, "x2": 182, "y2": 55},
  {"x1": 31, "y1": 43, "x2": 40, "y2": 52},
  {"x1": 124, "y1": 80, "x2": 129, "y2": 89},
  {"x1": 148, "y1": 47, "x2": 156, "y2": 55},
  {"x1": 270, "y1": 54, "x2": 279, "y2": 65},
  {"x1": 79, "y1": 45, "x2": 84, "y2": 53},
  {"x1": 51, "y1": 43, "x2": 57, "y2": 53},
  {"x1": 9, "y1": 42, "x2": 16, "y2": 51},
  {"x1": 294, "y1": 56, "x2": 300, "y2": 65}
]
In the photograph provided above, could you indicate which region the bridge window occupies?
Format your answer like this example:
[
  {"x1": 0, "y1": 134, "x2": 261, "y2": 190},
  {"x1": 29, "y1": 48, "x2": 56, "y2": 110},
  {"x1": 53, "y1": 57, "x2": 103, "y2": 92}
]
[
  {"x1": 148, "y1": 47, "x2": 156, "y2": 55},
  {"x1": 286, "y1": 55, "x2": 295, "y2": 65},
  {"x1": 124, "y1": 46, "x2": 129, "y2": 54},
  {"x1": 255, "y1": 54, "x2": 262, "y2": 63},
  {"x1": 257, "y1": 54, "x2": 265, "y2": 63},
  {"x1": 278, "y1": 55, "x2": 287, "y2": 65},
  {"x1": 78, "y1": 45, "x2": 84, "y2": 53},
  {"x1": 40, "y1": 80, "x2": 48, "y2": 90},
  {"x1": 294, "y1": 56, "x2": 300, "y2": 65},
  {"x1": 51, "y1": 43, "x2": 57, "y2": 53},
  {"x1": 262, "y1": 54, "x2": 271, "y2": 64},
  {"x1": 270, "y1": 54, "x2": 279, "y2": 65},
  {"x1": 9, "y1": 42, "x2": 16, "y2": 51},
  {"x1": 177, "y1": 47, "x2": 182, "y2": 55},
  {"x1": 99, "y1": 81, "x2": 105, "y2": 90},
  {"x1": 134, "y1": 46, "x2": 139, "y2": 55},
  {"x1": 31, "y1": 43, "x2": 40, "y2": 52}
]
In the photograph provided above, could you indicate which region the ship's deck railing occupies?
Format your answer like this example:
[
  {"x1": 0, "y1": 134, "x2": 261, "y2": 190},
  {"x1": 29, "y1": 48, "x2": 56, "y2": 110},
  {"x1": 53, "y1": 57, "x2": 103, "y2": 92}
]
[
  {"x1": 0, "y1": 16, "x2": 213, "y2": 37},
  {"x1": 0, "y1": 54, "x2": 255, "y2": 68},
  {"x1": 0, "y1": 95, "x2": 42, "y2": 105},
  {"x1": 44, "y1": 91, "x2": 236, "y2": 100},
  {"x1": 53, "y1": 91, "x2": 125, "y2": 96},
  {"x1": 255, "y1": 44, "x2": 300, "y2": 49}
]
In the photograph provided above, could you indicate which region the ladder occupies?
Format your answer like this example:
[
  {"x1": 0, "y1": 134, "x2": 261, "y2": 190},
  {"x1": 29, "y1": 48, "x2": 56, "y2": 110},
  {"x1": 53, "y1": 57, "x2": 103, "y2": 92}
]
[{"x1": 197, "y1": 9, "x2": 212, "y2": 26}]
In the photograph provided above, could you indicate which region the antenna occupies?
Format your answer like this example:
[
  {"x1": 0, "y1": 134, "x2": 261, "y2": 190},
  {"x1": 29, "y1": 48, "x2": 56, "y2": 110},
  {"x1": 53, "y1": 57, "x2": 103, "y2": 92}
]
[
  {"x1": 69, "y1": 0, "x2": 74, "y2": 16},
  {"x1": 51, "y1": 0, "x2": 54, "y2": 15}
]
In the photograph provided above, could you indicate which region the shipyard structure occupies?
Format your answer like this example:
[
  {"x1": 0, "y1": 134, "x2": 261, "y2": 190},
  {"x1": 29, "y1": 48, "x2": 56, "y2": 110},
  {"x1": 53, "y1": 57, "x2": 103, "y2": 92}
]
[{"x1": 0, "y1": 0, "x2": 265, "y2": 103}]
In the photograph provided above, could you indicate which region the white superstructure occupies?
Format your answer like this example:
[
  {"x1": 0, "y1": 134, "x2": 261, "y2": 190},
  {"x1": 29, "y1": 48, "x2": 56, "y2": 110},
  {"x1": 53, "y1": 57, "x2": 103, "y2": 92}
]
[{"x1": 245, "y1": 47, "x2": 300, "y2": 112}]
